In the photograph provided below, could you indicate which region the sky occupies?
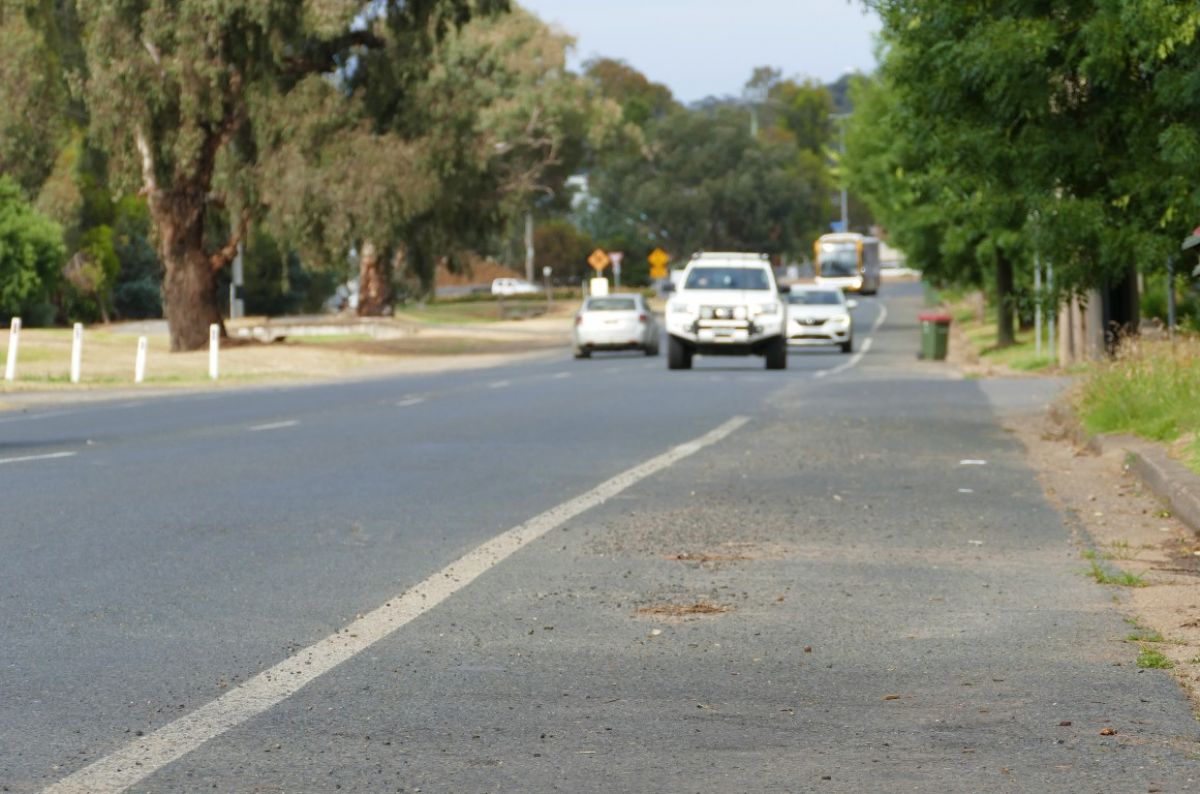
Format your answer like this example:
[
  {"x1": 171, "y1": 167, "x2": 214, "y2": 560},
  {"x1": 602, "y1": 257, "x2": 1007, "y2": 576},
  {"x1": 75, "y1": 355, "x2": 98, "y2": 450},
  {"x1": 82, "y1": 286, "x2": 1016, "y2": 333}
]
[{"x1": 518, "y1": 0, "x2": 882, "y2": 104}]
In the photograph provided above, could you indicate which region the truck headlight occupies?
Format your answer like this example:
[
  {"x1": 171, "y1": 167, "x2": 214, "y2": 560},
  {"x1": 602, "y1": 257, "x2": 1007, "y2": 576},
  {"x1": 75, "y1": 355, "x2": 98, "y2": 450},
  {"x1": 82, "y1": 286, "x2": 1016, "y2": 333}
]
[
  {"x1": 751, "y1": 303, "x2": 779, "y2": 317},
  {"x1": 733, "y1": 306, "x2": 747, "y2": 320}
]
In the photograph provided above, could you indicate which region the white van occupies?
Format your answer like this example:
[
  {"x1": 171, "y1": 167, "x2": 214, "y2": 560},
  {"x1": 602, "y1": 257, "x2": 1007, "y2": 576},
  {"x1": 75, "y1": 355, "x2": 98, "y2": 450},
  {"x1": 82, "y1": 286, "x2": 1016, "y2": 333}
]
[{"x1": 491, "y1": 278, "x2": 540, "y2": 296}]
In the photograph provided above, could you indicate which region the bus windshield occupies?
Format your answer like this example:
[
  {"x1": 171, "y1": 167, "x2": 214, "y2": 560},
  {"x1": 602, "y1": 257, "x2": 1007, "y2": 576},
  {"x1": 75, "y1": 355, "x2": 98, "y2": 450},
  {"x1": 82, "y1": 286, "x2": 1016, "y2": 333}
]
[{"x1": 819, "y1": 243, "x2": 858, "y2": 277}]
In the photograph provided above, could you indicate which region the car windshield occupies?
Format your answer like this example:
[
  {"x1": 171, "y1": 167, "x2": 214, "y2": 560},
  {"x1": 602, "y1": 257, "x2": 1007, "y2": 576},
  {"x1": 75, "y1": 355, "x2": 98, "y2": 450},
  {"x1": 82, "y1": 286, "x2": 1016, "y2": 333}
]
[
  {"x1": 683, "y1": 267, "x2": 771, "y2": 291},
  {"x1": 789, "y1": 290, "x2": 843, "y2": 306},
  {"x1": 586, "y1": 298, "x2": 637, "y2": 311}
]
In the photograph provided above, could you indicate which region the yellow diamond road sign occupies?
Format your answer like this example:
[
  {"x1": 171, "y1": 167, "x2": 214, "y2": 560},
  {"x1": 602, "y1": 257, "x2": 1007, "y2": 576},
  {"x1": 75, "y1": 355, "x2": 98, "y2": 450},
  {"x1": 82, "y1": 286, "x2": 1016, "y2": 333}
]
[
  {"x1": 648, "y1": 248, "x2": 670, "y2": 279},
  {"x1": 587, "y1": 249, "x2": 611, "y2": 272}
]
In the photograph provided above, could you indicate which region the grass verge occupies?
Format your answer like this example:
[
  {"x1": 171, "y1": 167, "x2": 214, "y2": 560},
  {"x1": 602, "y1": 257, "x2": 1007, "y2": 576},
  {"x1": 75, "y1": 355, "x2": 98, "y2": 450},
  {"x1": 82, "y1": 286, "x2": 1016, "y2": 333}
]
[
  {"x1": 943, "y1": 291, "x2": 1056, "y2": 373},
  {"x1": 1137, "y1": 647, "x2": 1175, "y2": 669},
  {"x1": 1075, "y1": 336, "x2": 1200, "y2": 472}
]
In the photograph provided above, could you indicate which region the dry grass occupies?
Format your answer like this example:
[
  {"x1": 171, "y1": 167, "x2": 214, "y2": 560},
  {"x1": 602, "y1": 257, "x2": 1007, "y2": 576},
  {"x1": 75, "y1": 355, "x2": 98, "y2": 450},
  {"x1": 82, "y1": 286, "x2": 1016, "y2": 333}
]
[
  {"x1": 635, "y1": 601, "x2": 733, "y2": 618},
  {"x1": 0, "y1": 313, "x2": 572, "y2": 396}
]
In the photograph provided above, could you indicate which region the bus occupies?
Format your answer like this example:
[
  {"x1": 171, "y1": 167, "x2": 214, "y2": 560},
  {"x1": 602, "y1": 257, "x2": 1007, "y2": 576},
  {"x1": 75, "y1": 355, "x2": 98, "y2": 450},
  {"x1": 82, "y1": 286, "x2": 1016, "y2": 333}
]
[{"x1": 813, "y1": 233, "x2": 881, "y2": 295}]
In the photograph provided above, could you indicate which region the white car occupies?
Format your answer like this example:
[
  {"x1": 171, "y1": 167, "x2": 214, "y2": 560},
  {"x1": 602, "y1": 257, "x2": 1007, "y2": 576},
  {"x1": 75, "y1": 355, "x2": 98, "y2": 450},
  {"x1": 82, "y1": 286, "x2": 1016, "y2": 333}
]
[
  {"x1": 573, "y1": 294, "x2": 659, "y2": 358},
  {"x1": 664, "y1": 252, "x2": 788, "y2": 370},
  {"x1": 786, "y1": 286, "x2": 857, "y2": 353},
  {"x1": 491, "y1": 277, "x2": 540, "y2": 296}
]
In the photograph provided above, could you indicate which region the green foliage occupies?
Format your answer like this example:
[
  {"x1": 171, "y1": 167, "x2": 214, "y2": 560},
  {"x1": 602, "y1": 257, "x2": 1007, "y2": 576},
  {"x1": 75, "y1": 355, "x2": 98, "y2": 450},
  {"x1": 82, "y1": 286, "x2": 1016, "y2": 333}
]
[
  {"x1": 60, "y1": 224, "x2": 119, "y2": 322},
  {"x1": 0, "y1": 175, "x2": 65, "y2": 320},
  {"x1": 857, "y1": 0, "x2": 1200, "y2": 319},
  {"x1": 242, "y1": 228, "x2": 340, "y2": 316},
  {"x1": 111, "y1": 196, "x2": 162, "y2": 319},
  {"x1": 587, "y1": 104, "x2": 825, "y2": 261},
  {"x1": 583, "y1": 58, "x2": 677, "y2": 128},
  {"x1": 1137, "y1": 648, "x2": 1174, "y2": 670},
  {"x1": 1077, "y1": 338, "x2": 1200, "y2": 467},
  {"x1": 533, "y1": 220, "x2": 595, "y2": 283}
]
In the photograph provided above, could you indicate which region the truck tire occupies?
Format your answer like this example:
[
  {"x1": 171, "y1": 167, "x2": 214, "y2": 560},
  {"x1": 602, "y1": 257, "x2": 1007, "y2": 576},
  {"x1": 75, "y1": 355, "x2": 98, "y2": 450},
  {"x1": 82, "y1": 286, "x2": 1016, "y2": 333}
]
[
  {"x1": 765, "y1": 336, "x2": 787, "y2": 370},
  {"x1": 668, "y1": 336, "x2": 692, "y2": 370}
]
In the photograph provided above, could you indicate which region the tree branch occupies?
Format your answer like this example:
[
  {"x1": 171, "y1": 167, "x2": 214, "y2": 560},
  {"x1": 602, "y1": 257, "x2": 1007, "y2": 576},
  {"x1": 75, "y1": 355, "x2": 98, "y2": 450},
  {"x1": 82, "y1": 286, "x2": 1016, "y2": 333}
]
[{"x1": 282, "y1": 29, "x2": 385, "y2": 78}]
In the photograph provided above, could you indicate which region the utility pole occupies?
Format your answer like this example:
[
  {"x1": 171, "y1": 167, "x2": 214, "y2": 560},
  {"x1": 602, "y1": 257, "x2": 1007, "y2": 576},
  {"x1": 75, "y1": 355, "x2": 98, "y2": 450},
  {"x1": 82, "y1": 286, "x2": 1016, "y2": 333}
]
[{"x1": 830, "y1": 113, "x2": 851, "y2": 231}]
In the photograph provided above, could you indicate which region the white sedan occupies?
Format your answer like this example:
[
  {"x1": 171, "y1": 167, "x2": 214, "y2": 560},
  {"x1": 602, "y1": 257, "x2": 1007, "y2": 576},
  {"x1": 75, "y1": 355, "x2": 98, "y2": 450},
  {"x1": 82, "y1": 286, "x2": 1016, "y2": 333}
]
[
  {"x1": 786, "y1": 286, "x2": 857, "y2": 353},
  {"x1": 573, "y1": 294, "x2": 660, "y2": 358}
]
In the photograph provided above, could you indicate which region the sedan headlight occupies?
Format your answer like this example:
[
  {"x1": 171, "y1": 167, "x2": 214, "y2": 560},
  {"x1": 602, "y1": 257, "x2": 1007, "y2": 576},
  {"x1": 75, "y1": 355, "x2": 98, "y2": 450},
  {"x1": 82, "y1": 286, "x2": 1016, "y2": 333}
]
[{"x1": 831, "y1": 313, "x2": 851, "y2": 326}]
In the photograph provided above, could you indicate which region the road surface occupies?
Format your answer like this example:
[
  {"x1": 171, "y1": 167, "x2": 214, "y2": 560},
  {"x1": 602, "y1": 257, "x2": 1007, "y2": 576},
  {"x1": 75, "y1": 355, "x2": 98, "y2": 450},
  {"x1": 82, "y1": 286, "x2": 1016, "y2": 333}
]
[{"x1": 3, "y1": 282, "x2": 1196, "y2": 792}]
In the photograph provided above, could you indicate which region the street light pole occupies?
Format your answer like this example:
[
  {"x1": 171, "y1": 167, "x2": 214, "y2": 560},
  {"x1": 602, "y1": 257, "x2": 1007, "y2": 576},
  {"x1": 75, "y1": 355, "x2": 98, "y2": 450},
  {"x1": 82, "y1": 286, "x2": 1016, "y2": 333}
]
[{"x1": 831, "y1": 113, "x2": 851, "y2": 231}]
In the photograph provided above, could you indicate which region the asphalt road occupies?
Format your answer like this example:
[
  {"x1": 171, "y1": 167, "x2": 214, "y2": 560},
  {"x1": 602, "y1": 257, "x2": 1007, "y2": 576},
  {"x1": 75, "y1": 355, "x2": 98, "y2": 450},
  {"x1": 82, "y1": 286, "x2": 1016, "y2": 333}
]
[{"x1": 3, "y1": 282, "x2": 1197, "y2": 792}]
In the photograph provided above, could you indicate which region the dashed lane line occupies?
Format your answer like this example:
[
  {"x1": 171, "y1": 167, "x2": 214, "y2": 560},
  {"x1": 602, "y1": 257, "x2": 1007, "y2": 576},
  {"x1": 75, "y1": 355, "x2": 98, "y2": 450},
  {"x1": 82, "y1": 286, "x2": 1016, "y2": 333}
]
[
  {"x1": 0, "y1": 451, "x2": 77, "y2": 466},
  {"x1": 248, "y1": 420, "x2": 300, "y2": 433}
]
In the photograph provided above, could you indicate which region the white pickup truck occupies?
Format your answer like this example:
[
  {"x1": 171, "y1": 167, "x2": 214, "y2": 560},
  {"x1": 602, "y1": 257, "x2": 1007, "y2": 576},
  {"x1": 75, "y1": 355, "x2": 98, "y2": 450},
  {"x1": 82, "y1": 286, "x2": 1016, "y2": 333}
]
[{"x1": 664, "y1": 252, "x2": 788, "y2": 370}]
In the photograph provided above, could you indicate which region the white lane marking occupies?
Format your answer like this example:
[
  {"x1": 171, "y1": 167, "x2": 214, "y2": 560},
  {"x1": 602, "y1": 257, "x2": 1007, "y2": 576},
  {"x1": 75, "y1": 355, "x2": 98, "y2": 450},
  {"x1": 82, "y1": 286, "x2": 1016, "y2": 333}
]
[
  {"x1": 960, "y1": 460, "x2": 988, "y2": 466},
  {"x1": 813, "y1": 300, "x2": 887, "y2": 380},
  {"x1": 396, "y1": 396, "x2": 426, "y2": 408},
  {"x1": 248, "y1": 420, "x2": 299, "y2": 433},
  {"x1": 958, "y1": 488, "x2": 975, "y2": 494},
  {"x1": 551, "y1": 372, "x2": 571, "y2": 380},
  {"x1": 41, "y1": 415, "x2": 751, "y2": 794},
  {"x1": 487, "y1": 380, "x2": 511, "y2": 389},
  {"x1": 0, "y1": 451, "x2": 77, "y2": 466},
  {"x1": 815, "y1": 338, "x2": 871, "y2": 379}
]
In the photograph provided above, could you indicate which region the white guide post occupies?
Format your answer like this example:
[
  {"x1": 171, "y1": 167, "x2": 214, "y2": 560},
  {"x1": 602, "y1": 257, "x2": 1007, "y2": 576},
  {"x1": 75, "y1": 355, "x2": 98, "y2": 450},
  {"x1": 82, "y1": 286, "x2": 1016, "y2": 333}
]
[
  {"x1": 70, "y1": 323, "x2": 83, "y2": 384},
  {"x1": 135, "y1": 336, "x2": 148, "y2": 384},
  {"x1": 5, "y1": 317, "x2": 20, "y2": 382},
  {"x1": 208, "y1": 324, "x2": 220, "y2": 380}
]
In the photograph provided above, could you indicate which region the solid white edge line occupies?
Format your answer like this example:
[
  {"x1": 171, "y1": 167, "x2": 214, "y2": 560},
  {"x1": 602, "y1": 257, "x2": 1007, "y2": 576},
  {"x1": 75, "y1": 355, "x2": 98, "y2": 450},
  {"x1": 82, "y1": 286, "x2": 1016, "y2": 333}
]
[
  {"x1": 814, "y1": 299, "x2": 887, "y2": 380},
  {"x1": 396, "y1": 397, "x2": 426, "y2": 408},
  {"x1": 248, "y1": 420, "x2": 299, "y2": 433},
  {"x1": 487, "y1": 380, "x2": 511, "y2": 389},
  {"x1": 42, "y1": 415, "x2": 751, "y2": 794},
  {"x1": 0, "y1": 451, "x2": 77, "y2": 466}
]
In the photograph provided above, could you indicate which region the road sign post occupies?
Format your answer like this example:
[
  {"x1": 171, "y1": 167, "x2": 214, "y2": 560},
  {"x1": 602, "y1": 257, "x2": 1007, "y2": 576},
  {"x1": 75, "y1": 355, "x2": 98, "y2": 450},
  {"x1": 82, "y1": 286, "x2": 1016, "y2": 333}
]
[
  {"x1": 609, "y1": 252, "x2": 624, "y2": 289},
  {"x1": 648, "y1": 248, "x2": 670, "y2": 282}
]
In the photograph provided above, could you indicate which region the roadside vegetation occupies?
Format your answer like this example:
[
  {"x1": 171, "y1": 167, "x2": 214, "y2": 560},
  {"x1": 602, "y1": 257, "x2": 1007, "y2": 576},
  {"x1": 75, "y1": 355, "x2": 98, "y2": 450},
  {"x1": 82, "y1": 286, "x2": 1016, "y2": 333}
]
[{"x1": 1076, "y1": 337, "x2": 1200, "y2": 472}]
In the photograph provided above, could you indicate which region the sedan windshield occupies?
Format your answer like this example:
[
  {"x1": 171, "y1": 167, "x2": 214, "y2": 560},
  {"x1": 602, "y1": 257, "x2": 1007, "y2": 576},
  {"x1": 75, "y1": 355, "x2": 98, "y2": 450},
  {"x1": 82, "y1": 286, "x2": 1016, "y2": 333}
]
[
  {"x1": 585, "y1": 297, "x2": 638, "y2": 311},
  {"x1": 684, "y1": 267, "x2": 771, "y2": 291},
  {"x1": 789, "y1": 291, "x2": 843, "y2": 306}
]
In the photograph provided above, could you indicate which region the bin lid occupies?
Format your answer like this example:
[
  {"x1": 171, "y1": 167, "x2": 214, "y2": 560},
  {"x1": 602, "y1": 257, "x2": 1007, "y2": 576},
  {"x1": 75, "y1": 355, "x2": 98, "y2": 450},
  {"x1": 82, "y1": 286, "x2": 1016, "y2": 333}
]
[{"x1": 917, "y1": 312, "x2": 952, "y2": 324}]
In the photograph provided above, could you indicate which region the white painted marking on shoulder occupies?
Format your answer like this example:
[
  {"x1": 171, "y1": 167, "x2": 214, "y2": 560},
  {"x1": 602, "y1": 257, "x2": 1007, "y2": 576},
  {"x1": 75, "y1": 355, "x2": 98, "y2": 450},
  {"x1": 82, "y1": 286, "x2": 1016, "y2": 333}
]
[
  {"x1": 396, "y1": 396, "x2": 426, "y2": 408},
  {"x1": 551, "y1": 371, "x2": 572, "y2": 380},
  {"x1": 0, "y1": 451, "x2": 77, "y2": 466},
  {"x1": 813, "y1": 299, "x2": 887, "y2": 380},
  {"x1": 487, "y1": 380, "x2": 511, "y2": 389},
  {"x1": 248, "y1": 420, "x2": 299, "y2": 433},
  {"x1": 41, "y1": 415, "x2": 751, "y2": 794},
  {"x1": 958, "y1": 488, "x2": 975, "y2": 494},
  {"x1": 960, "y1": 460, "x2": 987, "y2": 466}
]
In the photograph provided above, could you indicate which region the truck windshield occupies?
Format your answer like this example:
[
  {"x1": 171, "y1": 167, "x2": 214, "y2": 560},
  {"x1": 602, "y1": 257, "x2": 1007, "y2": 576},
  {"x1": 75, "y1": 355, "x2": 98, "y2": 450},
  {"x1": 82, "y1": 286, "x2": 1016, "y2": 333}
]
[{"x1": 684, "y1": 267, "x2": 771, "y2": 291}]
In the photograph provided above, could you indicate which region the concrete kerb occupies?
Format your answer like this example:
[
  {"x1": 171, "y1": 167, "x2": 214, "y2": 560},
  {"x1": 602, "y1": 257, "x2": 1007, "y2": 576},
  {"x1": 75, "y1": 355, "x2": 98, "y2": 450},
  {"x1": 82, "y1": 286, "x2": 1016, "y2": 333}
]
[{"x1": 1050, "y1": 403, "x2": 1200, "y2": 537}]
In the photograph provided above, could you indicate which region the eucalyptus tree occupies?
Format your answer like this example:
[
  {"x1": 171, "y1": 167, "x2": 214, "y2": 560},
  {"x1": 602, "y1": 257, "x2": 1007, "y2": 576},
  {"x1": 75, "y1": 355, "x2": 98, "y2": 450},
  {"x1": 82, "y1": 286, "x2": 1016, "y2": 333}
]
[{"x1": 76, "y1": 0, "x2": 505, "y2": 349}]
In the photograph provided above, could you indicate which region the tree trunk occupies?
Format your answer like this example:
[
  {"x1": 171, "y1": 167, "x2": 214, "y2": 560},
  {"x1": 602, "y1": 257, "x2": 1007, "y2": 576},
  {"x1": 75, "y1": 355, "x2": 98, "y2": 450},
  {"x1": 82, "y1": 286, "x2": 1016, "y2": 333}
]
[
  {"x1": 156, "y1": 194, "x2": 225, "y2": 352},
  {"x1": 995, "y1": 252, "x2": 1015, "y2": 348},
  {"x1": 357, "y1": 242, "x2": 392, "y2": 316}
]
